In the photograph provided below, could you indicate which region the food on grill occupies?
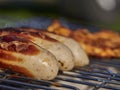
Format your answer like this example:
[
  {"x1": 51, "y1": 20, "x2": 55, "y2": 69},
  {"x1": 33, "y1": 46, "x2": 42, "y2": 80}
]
[
  {"x1": 47, "y1": 19, "x2": 72, "y2": 37},
  {"x1": 0, "y1": 35, "x2": 59, "y2": 80},
  {"x1": 18, "y1": 27, "x2": 89, "y2": 67},
  {"x1": 44, "y1": 32, "x2": 89, "y2": 67},
  {"x1": 48, "y1": 20, "x2": 120, "y2": 58},
  {"x1": 0, "y1": 28, "x2": 74, "y2": 71},
  {"x1": 72, "y1": 29, "x2": 120, "y2": 58}
]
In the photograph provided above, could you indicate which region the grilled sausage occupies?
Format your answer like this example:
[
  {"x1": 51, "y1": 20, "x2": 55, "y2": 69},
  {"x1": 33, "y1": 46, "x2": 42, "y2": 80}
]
[
  {"x1": 0, "y1": 35, "x2": 59, "y2": 80},
  {"x1": 0, "y1": 28, "x2": 74, "y2": 71},
  {"x1": 43, "y1": 32, "x2": 89, "y2": 67},
  {"x1": 17, "y1": 27, "x2": 89, "y2": 67}
]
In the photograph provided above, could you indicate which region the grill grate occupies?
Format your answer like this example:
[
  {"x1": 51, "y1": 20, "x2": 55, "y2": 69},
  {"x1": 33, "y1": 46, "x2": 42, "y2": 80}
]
[{"x1": 0, "y1": 58, "x2": 120, "y2": 90}]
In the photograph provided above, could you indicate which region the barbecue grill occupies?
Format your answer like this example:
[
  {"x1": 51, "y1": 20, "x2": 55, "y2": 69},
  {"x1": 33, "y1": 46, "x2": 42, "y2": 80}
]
[{"x1": 0, "y1": 17, "x2": 120, "y2": 90}]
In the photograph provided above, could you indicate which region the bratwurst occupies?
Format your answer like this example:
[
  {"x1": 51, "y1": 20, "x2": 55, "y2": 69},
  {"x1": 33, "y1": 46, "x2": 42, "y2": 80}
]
[
  {"x1": 0, "y1": 28, "x2": 74, "y2": 71},
  {"x1": 18, "y1": 27, "x2": 89, "y2": 67},
  {"x1": 0, "y1": 35, "x2": 59, "y2": 80}
]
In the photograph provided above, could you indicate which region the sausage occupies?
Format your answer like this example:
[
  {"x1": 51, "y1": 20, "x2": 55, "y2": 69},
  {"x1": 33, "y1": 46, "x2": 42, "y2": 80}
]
[
  {"x1": 43, "y1": 32, "x2": 89, "y2": 67},
  {"x1": 17, "y1": 27, "x2": 89, "y2": 67},
  {"x1": 0, "y1": 28, "x2": 74, "y2": 71},
  {"x1": 0, "y1": 35, "x2": 59, "y2": 80}
]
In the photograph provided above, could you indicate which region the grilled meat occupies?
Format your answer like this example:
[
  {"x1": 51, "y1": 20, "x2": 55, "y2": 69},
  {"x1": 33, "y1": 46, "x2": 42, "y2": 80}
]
[
  {"x1": 47, "y1": 20, "x2": 120, "y2": 58},
  {"x1": 0, "y1": 35, "x2": 59, "y2": 80},
  {"x1": 0, "y1": 28, "x2": 74, "y2": 71},
  {"x1": 17, "y1": 27, "x2": 89, "y2": 67},
  {"x1": 72, "y1": 29, "x2": 120, "y2": 58}
]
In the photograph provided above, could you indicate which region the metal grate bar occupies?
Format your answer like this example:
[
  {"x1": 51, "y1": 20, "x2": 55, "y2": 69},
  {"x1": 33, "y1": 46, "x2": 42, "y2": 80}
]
[
  {"x1": 0, "y1": 62, "x2": 119, "y2": 90},
  {"x1": 0, "y1": 78, "x2": 56, "y2": 90},
  {"x1": 0, "y1": 84, "x2": 23, "y2": 90},
  {"x1": 0, "y1": 72, "x2": 79, "y2": 90},
  {"x1": 60, "y1": 72, "x2": 102, "y2": 81},
  {"x1": 90, "y1": 60, "x2": 120, "y2": 68},
  {"x1": 0, "y1": 65, "x2": 120, "y2": 90}
]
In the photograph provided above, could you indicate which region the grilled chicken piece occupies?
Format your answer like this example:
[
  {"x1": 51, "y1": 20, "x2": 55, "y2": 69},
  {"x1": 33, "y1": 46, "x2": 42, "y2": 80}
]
[
  {"x1": 0, "y1": 35, "x2": 59, "y2": 80},
  {"x1": 72, "y1": 29, "x2": 120, "y2": 58},
  {"x1": 47, "y1": 19, "x2": 72, "y2": 37},
  {"x1": 17, "y1": 27, "x2": 89, "y2": 67},
  {"x1": 0, "y1": 28, "x2": 74, "y2": 71},
  {"x1": 48, "y1": 19, "x2": 120, "y2": 58}
]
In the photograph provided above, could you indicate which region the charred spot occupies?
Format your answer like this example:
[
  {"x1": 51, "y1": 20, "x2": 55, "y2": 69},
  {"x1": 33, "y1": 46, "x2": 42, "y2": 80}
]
[
  {"x1": 0, "y1": 49, "x2": 22, "y2": 62},
  {"x1": 0, "y1": 28, "x2": 57, "y2": 42},
  {"x1": 16, "y1": 27, "x2": 57, "y2": 42},
  {"x1": 29, "y1": 32, "x2": 57, "y2": 42},
  {"x1": 19, "y1": 45, "x2": 40, "y2": 55},
  {"x1": 8, "y1": 44, "x2": 16, "y2": 51},
  {"x1": 0, "y1": 35, "x2": 40, "y2": 55},
  {"x1": 0, "y1": 35, "x2": 28, "y2": 43}
]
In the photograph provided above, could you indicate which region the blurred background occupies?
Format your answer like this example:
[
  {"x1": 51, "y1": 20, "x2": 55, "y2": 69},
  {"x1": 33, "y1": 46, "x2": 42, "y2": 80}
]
[{"x1": 0, "y1": 0, "x2": 120, "y2": 32}]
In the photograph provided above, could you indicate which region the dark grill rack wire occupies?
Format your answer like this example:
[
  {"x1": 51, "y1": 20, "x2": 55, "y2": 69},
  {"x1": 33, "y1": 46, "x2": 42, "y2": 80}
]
[{"x1": 0, "y1": 58, "x2": 120, "y2": 90}]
